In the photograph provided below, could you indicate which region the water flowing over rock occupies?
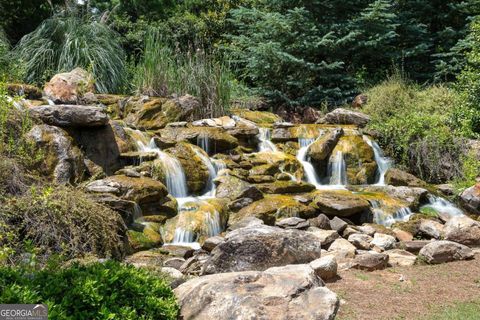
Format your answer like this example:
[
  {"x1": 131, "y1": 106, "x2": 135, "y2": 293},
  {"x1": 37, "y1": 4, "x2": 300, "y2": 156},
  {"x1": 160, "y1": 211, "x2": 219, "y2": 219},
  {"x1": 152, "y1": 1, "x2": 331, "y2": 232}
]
[
  {"x1": 29, "y1": 105, "x2": 109, "y2": 127},
  {"x1": 44, "y1": 68, "x2": 94, "y2": 104},
  {"x1": 363, "y1": 136, "x2": 391, "y2": 185},
  {"x1": 137, "y1": 138, "x2": 189, "y2": 197},
  {"x1": 323, "y1": 108, "x2": 370, "y2": 127},
  {"x1": 202, "y1": 224, "x2": 323, "y2": 274},
  {"x1": 175, "y1": 264, "x2": 339, "y2": 320},
  {"x1": 330, "y1": 135, "x2": 377, "y2": 185},
  {"x1": 26, "y1": 124, "x2": 87, "y2": 184},
  {"x1": 231, "y1": 195, "x2": 316, "y2": 225},
  {"x1": 307, "y1": 128, "x2": 344, "y2": 177},
  {"x1": 166, "y1": 142, "x2": 210, "y2": 194},
  {"x1": 257, "y1": 127, "x2": 278, "y2": 152}
]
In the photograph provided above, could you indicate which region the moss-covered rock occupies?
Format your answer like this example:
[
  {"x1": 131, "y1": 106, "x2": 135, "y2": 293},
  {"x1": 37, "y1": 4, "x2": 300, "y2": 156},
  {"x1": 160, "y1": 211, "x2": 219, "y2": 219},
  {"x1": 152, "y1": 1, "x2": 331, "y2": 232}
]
[
  {"x1": 311, "y1": 190, "x2": 371, "y2": 217},
  {"x1": 161, "y1": 199, "x2": 229, "y2": 244},
  {"x1": 231, "y1": 109, "x2": 281, "y2": 125},
  {"x1": 126, "y1": 95, "x2": 199, "y2": 130},
  {"x1": 128, "y1": 223, "x2": 163, "y2": 252},
  {"x1": 26, "y1": 124, "x2": 87, "y2": 184},
  {"x1": 307, "y1": 128, "x2": 343, "y2": 176},
  {"x1": 166, "y1": 142, "x2": 210, "y2": 194},
  {"x1": 230, "y1": 195, "x2": 317, "y2": 225},
  {"x1": 385, "y1": 168, "x2": 427, "y2": 187},
  {"x1": 7, "y1": 83, "x2": 42, "y2": 99},
  {"x1": 159, "y1": 127, "x2": 238, "y2": 153},
  {"x1": 215, "y1": 175, "x2": 263, "y2": 202},
  {"x1": 331, "y1": 135, "x2": 377, "y2": 184},
  {"x1": 256, "y1": 181, "x2": 316, "y2": 194}
]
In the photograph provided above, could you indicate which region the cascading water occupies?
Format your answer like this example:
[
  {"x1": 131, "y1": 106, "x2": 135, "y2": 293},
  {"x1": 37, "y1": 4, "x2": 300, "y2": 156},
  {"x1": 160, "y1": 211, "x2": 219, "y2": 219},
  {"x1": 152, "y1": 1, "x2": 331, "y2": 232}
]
[
  {"x1": 363, "y1": 136, "x2": 391, "y2": 185},
  {"x1": 258, "y1": 127, "x2": 278, "y2": 152},
  {"x1": 371, "y1": 199, "x2": 413, "y2": 227},
  {"x1": 421, "y1": 195, "x2": 464, "y2": 217},
  {"x1": 197, "y1": 132, "x2": 211, "y2": 154},
  {"x1": 192, "y1": 146, "x2": 217, "y2": 196},
  {"x1": 137, "y1": 138, "x2": 189, "y2": 198},
  {"x1": 296, "y1": 137, "x2": 323, "y2": 187},
  {"x1": 328, "y1": 151, "x2": 347, "y2": 186}
]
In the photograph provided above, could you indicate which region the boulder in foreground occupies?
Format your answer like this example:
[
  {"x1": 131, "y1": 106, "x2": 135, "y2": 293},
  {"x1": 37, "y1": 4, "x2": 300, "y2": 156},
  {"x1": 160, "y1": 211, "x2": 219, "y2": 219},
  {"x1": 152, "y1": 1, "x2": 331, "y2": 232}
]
[
  {"x1": 418, "y1": 240, "x2": 474, "y2": 264},
  {"x1": 175, "y1": 264, "x2": 339, "y2": 320},
  {"x1": 202, "y1": 224, "x2": 323, "y2": 274}
]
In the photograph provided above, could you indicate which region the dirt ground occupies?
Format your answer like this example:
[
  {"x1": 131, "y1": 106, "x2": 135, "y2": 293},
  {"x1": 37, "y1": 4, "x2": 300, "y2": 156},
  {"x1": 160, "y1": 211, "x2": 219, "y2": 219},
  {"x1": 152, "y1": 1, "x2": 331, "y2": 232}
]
[{"x1": 327, "y1": 253, "x2": 480, "y2": 320}]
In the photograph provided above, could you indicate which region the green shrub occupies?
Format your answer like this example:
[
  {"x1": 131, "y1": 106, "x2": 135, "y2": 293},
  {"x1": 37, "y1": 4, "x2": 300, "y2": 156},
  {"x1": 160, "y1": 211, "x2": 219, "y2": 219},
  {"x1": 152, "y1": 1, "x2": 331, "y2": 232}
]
[
  {"x1": 134, "y1": 29, "x2": 234, "y2": 118},
  {"x1": 0, "y1": 186, "x2": 127, "y2": 265},
  {"x1": 14, "y1": 12, "x2": 127, "y2": 93},
  {"x1": 0, "y1": 81, "x2": 37, "y2": 165},
  {"x1": 363, "y1": 74, "x2": 466, "y2": 183},
  {"x1": 0, "y1": 260, "x2": 179, "y2": 319}
]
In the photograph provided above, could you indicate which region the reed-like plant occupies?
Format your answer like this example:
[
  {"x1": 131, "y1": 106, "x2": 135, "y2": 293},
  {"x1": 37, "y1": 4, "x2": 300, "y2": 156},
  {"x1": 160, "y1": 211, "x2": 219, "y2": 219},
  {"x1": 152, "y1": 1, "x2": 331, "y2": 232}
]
[
  {"x1": 14, "y1": 12, "x2": 127, "y2": 93},
  {"x1": 134, "y1": 30, "x2": 233, "y2": 118}
]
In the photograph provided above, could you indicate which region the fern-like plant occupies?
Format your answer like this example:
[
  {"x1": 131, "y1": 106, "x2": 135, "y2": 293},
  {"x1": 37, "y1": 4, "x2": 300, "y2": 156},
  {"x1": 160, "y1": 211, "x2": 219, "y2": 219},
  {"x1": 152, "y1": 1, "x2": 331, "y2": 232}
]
[{"x1": 15, "y1": 12, "x2": 127, "y2": 93}]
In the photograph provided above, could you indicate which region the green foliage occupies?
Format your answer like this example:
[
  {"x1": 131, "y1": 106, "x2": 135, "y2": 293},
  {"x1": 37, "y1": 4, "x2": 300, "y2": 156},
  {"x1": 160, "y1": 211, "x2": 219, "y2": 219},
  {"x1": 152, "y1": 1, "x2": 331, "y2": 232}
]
[
  {"x1": 15, "y1": 12, "x2": 127, "y2": 93},
  {"x1": 363, "y1": 74, "x2": 466, "y2": 183},
  {"x1": 0, "y1": 260, "x2": 179, "y2": 319},
  {"x1": 225, "y1": 0, "x2": 479, "y2": 108},
  {"x1": 0, "y1": 82, "x2": 36, "y2": 163},
  {"x1": 0, "y1": 0, "x2": 62, "y2": 44},
  {"x1": 0, "y1": 186, "x2": 127, "y2": 266},
  {"x1": 456, "y1": 18, "x2": 480, "y2": 138},
  {"x1": 134, "y1": 30, "x2": 234, "y2": 118},
  {"x1": 453, "y1": 151, "x2": 480, "y2": 191}
]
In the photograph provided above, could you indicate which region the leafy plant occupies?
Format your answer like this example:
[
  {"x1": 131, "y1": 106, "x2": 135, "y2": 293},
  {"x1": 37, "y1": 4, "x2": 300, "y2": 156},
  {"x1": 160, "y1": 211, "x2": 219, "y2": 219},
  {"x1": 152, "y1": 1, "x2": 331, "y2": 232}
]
[
  {"x1": 0, "y1": 186, "x2": 127, "y2": 266},
  {"x1": 0, "y1": 260, "x2": 179, "y2": 319},
  {"x1": 14, "y1": 11, "x2": 127, "y2": 93},
  {"x1": 363, "y1": 73, "x2": 466, "y2": 183},
  {"x1": 134, "y1": 29, "x2": 233, "y2": 118}
]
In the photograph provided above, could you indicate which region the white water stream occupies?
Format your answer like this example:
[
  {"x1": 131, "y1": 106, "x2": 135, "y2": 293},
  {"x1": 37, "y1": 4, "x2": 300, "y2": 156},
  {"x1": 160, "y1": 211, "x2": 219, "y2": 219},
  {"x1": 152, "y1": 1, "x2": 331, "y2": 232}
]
[{"x1": 363, "y1": 136, "x2": 391, "y2": 185}]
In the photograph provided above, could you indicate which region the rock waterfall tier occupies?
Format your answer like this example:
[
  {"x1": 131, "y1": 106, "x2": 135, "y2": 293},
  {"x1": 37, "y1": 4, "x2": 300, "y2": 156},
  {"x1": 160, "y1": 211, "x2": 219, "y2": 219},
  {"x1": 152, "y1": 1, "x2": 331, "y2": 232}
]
[
  {"x1": 296, "y1": 137, "x2": 323, "y2": 187},
  {"x1": 328, "y1": 151, "x2": 348, "y2": 186},
  {"x1": 137, "y1": 138, "x2": 189, "y2": 198},
  {"x1": 258, "y1": 127, "x2": 278, "y2": 152},
  {"x1": 363, "y1": 135, "x2": 391, "y2": 185}
]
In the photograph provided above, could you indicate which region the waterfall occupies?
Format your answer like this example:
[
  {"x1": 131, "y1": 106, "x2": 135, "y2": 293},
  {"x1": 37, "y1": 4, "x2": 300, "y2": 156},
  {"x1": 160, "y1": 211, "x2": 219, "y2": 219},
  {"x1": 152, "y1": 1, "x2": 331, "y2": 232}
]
[
  {"x1": 371, "y1": 200, "x2": 413, "y2": 227},
  {"x1": 363, "y1": 136, "x2": 391, "y2": 185},
  {"x1": 192, "y1": 146, "x2": 217, "y2": 196},
  {"x1": 137, "y1": 138, "x2": 189, "y2": 197},
  {"x1": 132, "y1": 203, "x2": 143, "y2": 221},
  {"x1": 296, "y1": 138, "x2": 323, "y2": 187},
  {"x1": 197, "y1": 132, "x2": 210, "y2": 154},
  {"x1": 170, "y1": 202, "x2": 223, "y2": 249},
  {"x1": 421, "y1": 195, "x2": 464, "y2": 217},
  {"x1": 328, "y1": 151, "x2": 347, "y2": 186},
  {"x1": 258, "y1": 127, "x2": 278, "y2": 152}
]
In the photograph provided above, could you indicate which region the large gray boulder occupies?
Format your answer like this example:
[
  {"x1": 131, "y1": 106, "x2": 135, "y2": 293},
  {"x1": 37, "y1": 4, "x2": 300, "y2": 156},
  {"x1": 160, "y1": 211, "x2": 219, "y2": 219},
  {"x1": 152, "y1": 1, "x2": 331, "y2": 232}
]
[
  {"x1": 30, "y1": 105, "x2": 109, "y2": 127},
  {"x1": 459, "y1": 183, "x2": 480, "y2": 215},
  {"x1": 444, "y1": 215, "x2": 480, "y2": 246},
  {"x1": 175, "y1": 264, "x2": 339, "y2": 320},
  {"x1": 202, "y1": 224, "x2": 323, "y2": 274},
  {"x1": 323, "y1": 108, "x2": 370, "y2": 127},
  {"x1": 418, "y1": 240, "x2": 474, "y2": 264}
]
